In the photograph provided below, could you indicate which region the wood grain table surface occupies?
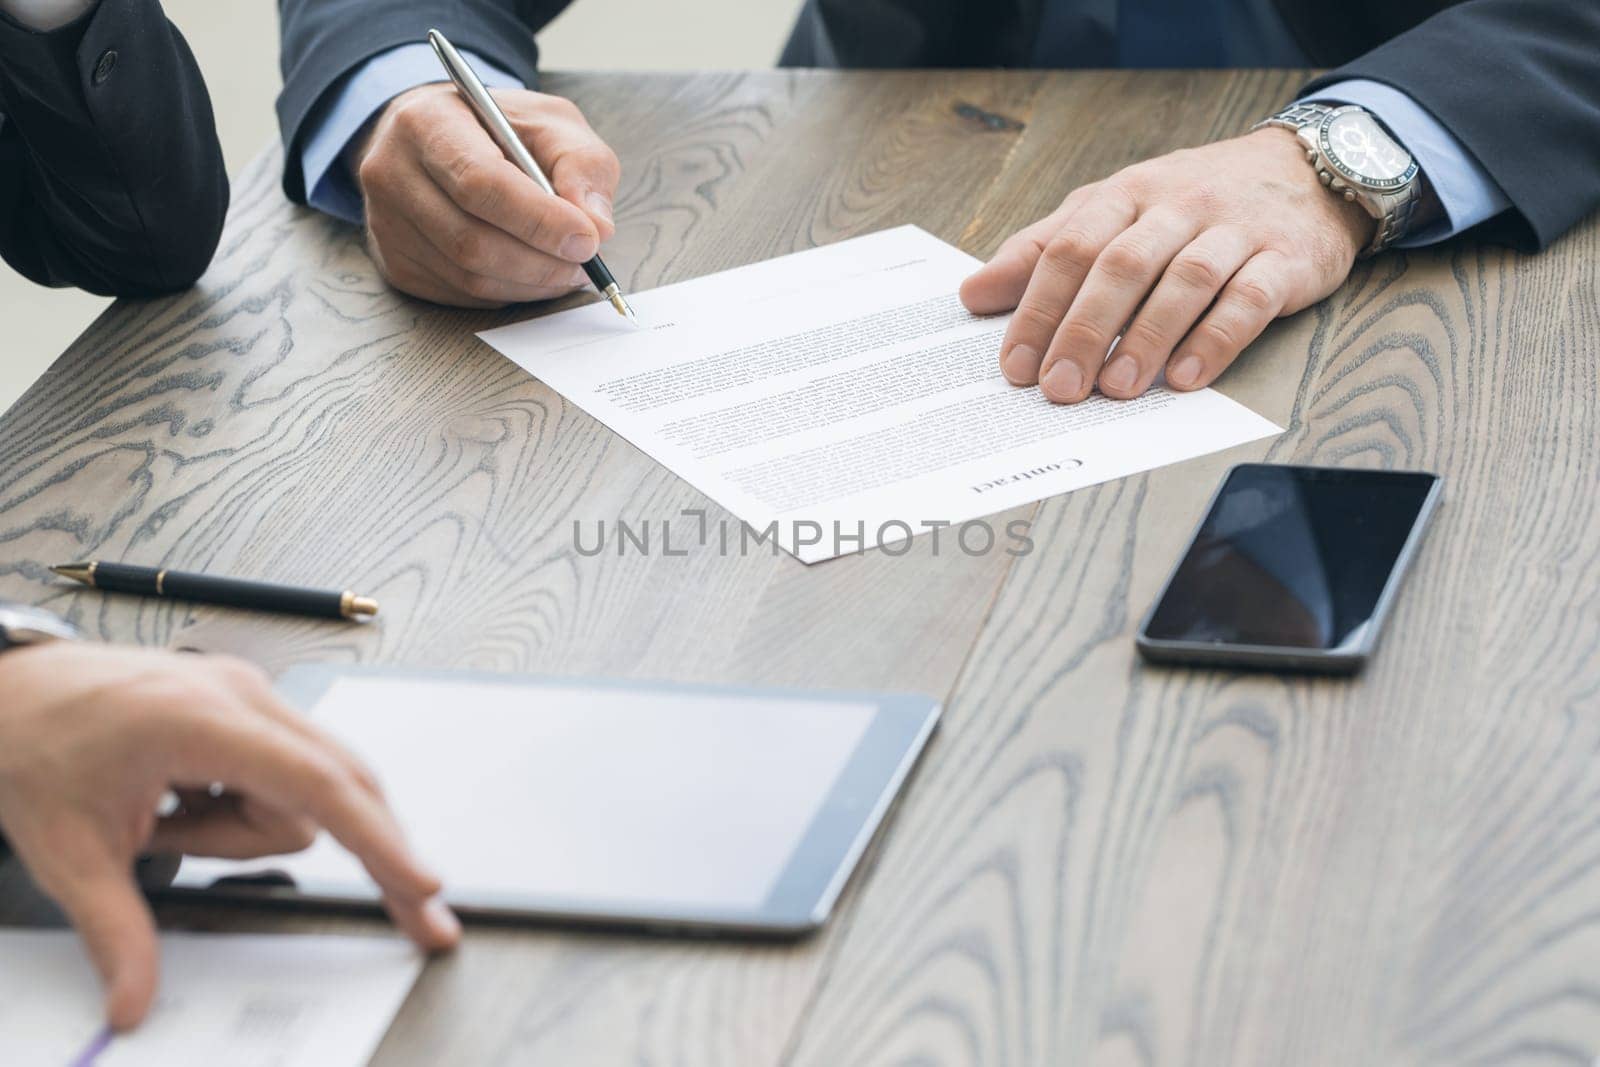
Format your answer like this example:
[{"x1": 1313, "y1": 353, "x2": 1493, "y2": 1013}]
[{"x1": 2, "y1": 69, "x2": 1597, "y2": 1066}]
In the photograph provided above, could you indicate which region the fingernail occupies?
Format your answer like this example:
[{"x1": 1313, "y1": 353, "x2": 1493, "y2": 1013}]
[
  {"x1": 1001, "y1": 345, "x2": 1043, "y2": 384},
  {"x1": 560, "y1": 233, "x2": 598, "y2": 261},
  {"x1": 424, "y1": 896, "x2": 462, "y2": 944},
  {"x1": 1040, "y1": 361, "x2": 1085, "y2": 402},
  {"x1": 584, "y1": 192, "x2": 613, "y2": 225},
  {"x1": 1101, "y1": 354, "x2": 1139, "y2": 395},
  {"x1": 1169, "y1": 354, "x2": 1204, "y2": 389}
]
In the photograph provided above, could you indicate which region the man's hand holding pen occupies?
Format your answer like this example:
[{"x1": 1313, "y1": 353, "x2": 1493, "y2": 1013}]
[{"x1": 349, "y1": 82, "x2": 621, "y2": 308}]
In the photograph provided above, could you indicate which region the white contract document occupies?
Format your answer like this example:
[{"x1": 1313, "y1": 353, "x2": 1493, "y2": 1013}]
[
  {"x1": 479, "y1": 226, "x2": 1281, "y2": 563},
  {"x1": 0, "y1": 929, "x2": 421, "y2": 1066}
]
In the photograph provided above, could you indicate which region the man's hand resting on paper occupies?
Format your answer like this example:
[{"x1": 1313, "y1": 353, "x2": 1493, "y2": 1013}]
[
  {"x1": 351, "y1": 83, "x2": 621, "y2": 308},
  {"x1": 0, "y1": 644, "x2": 461, "y2": 1031},
  {"x1": 960, "y1": 128, "x2": 1374, "y2": 403}
]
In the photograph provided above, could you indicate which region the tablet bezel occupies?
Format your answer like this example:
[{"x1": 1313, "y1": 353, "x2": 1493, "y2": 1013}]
[{"x1": 159, "y1": 668, "x2": 940, "y2": 938}]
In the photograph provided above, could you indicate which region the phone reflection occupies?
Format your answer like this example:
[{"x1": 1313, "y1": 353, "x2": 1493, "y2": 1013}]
[{"x1": 1146, "y1": 466, "x2": 1432, "y2": 650}]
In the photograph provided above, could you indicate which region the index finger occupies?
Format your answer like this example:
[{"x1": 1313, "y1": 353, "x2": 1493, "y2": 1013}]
[
  {"x1": 422, "y1": 98, "x2": 600, "y2": 261},
  {"x1": 512, "y1": 95, "x2": 621, "y2": 237},
  {"x1": 43, "y1": 863, "x2": 161, "y2": 1031},
  {"x1": 959, "y1": 188, "x2": 1091, "y2": 316},
  {"x1": 1000, "y1": 187, "x2": 1138, "y2": 396},
  {"x1": 173, "y1": 704, "x2": 457, "y2": 946}
]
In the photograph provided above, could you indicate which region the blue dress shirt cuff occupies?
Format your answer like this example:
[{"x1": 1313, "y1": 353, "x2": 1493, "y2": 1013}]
[
  {"x1": 302, "y1": 43, "x2": 524, "y2": 226},
  {"x1": 1298, "y1": 78, "x2": 1511, "y2": 247}
]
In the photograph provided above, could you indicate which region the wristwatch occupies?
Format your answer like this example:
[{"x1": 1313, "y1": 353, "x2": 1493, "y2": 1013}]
[
  {"x1": 0, "y1": 603, "x2": 81, "y2": 653},
  {"x1": 1255, "y1": 103, "x2": 1422, "y2": 257}
]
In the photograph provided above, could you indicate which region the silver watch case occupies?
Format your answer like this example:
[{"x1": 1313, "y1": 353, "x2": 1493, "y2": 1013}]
[
  {"x1": 0, "y1": 604, "x2": 81, "y2": 649},
  {"x1": 1307, "y1": 104, "x2": 1420, "y2": 194},
  {"x1": 1260, "y1": 103, "x2": 1421, "y2": 257}
]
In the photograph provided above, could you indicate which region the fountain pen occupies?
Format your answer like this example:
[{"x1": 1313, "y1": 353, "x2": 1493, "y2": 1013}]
[
  {"x1": 428, "y1": 29, "x2": 638, "y2": 323},
  {"x1": 51, "y1": 562, "x2": 379, "y2": 621}
]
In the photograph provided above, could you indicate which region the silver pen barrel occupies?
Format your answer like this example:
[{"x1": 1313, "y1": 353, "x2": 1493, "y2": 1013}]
[{"x1": 428, "y1": 30, "x2": 558, "y2": 197}]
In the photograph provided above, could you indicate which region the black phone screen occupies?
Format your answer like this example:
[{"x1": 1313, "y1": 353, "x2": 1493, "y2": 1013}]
[{"x1": 1143, "y1": 466, "x2": 1439, "y2": 650}]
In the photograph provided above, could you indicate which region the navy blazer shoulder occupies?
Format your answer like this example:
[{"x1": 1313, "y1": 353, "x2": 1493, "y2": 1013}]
[{"x1": 0, "y1": 0, "x2": 228, "y2": 296}]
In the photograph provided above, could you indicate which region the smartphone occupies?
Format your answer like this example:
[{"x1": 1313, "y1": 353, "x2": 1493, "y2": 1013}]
[{"x1": 1136, "y1": 464, "x2": 1442, "y2": 673}]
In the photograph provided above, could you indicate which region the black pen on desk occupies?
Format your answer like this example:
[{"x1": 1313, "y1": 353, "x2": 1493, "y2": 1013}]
[
  {"x1": 427, "y1": 28, "x2": 639, "y2": 324},
  {"x1": 51, "y1": 562, "x2": 379, "y2": 621}
]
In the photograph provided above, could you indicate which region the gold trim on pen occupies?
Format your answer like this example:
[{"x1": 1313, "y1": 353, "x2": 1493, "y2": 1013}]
[
  {"x1": 340, "y1": 591, "x2": 380, "y2": 619},
  {"x1": 155, "y1": 569, "x2": 166, "y2": 596},
  {"x1": 49, "y1": 563, "x2": 96, "y2": 587},
  {"x1": 87, "y1": 561, "x2": 97, "y2": 588},
  {"x1": 602, "y1": 283, "x2": 638, "y2": 323}
]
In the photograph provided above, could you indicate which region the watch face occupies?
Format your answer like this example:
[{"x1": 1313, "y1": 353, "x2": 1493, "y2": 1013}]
[{"x1": 1320, "y1": 109, "x2": 1418, "y2": 189}]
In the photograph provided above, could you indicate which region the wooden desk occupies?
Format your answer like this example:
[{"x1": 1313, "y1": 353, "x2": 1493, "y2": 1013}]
[{"x1": 3, "y1": 69, "x2": 1597, "y2": 1064}]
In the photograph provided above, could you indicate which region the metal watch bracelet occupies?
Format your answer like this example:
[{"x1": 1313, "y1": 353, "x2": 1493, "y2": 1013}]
[{"x1": 1254, "y1": 103, "x2": 1420, "y2": 257}]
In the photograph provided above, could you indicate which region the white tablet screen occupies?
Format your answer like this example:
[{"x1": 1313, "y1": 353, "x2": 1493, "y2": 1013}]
[{"x1": 176, "y1": 678, "x2": 877, "y2": 910}]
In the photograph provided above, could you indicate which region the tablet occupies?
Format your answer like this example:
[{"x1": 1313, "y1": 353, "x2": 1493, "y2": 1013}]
[{"x1": 166, "y1": 667, "x2": 940, "y2": 936}]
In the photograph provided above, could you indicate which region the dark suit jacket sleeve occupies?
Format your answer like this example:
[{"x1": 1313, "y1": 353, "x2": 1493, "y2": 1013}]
[
  {"x1": 1304, "y1": 0, "x2": 1600, "y2": 251},
  {"x1": 276, "y1": 0, "x2": 570, "y2": 204},
  {"x1": 0, "y1": 0, "x2": 228, "y2": 296}
]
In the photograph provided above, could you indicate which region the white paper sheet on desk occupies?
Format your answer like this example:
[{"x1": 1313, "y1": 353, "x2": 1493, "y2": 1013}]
[
  {"x1": 0, "y1": 929, "x2": 421, "y2": 1066},
  {"x1": 479, "y1": 225, "x2": 1282, "y2": 563}
]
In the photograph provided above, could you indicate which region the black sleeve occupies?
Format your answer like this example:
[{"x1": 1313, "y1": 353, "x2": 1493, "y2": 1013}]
[
  {"x1": 0, "y1": 0, "x2": 228, "y2": 296},
  {"x1": 1303, "y1": 0, "x2": 1600, "y2": 251},
  {"x1": 276, "y1": 0, "x2": 571, "y2": 204},
  {"x1": 779, "y1": 0, "x2": 1032, "y2": 69}
]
